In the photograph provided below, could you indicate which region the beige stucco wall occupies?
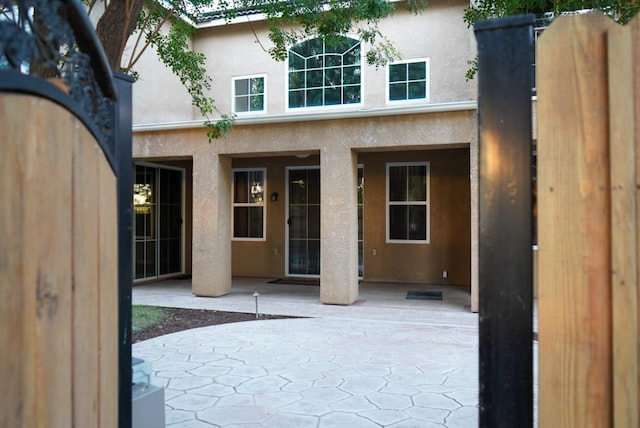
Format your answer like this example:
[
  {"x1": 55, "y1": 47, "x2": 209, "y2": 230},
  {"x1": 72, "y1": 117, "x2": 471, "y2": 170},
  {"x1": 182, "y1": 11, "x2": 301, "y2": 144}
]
[
  {"x1": 129, "y1": 23, "x2": 196, "y2": 125},
  {"x1": 229, "y1": 148, "x2": 471, "y2": 286},
  {"x1": 192, "y1": 0, "x2": 474, "y2": 119}
]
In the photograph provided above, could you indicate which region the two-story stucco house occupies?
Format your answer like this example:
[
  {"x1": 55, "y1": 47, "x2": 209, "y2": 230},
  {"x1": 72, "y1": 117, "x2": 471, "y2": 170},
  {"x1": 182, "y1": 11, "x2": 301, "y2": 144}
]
[{"x1": 131, "y1": 0, "x2": 479, "y2": 310}]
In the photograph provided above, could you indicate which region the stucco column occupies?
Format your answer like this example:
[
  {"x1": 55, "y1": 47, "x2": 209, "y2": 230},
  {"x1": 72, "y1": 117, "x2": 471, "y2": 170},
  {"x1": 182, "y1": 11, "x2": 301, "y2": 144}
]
[
  {"x1": 320, "y1": 148, "x2": 359, "y2": 305},
  {"x1": 191, "y1": 151, "x2": 232, "y2": 297}
]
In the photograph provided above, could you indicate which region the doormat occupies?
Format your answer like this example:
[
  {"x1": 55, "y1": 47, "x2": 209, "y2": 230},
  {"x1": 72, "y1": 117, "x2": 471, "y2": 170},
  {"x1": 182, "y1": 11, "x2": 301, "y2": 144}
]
[
  {"x1": 406, "y1": 290, "x2": 443, "y2": 301},
  {"x1": 268, "y1": 278, "x2": 320, "y2": 286}
]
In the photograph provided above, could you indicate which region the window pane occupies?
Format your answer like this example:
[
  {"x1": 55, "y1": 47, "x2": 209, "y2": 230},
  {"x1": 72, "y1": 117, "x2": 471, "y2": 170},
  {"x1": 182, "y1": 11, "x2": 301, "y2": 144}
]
[
  {"x1": 306, "y1": 38, "x2": 323, "y2": 56},
  {"x1": 324, "y1": 67, "x2": 341, "y2": 86},
  {"x1": 289, "y1": 90, "x2": 304, "y2": 108},
  {"x1": 358, "y1": 241, "x2": 363, "y2": 277},
  {"x1": 289, "y1": 71, "x2": 305, "y2": 90},
  {"x1": 389, "y1": 83, "x2": 407, "y2": 101},
  {"x1": 235, "y1": 79, "x2": 248, "y2": 95},
  {"x1": 408, "y1": 62, "x2": 426, "y2": 80},
  {"x1": 248, "y1": 170, "x2": 264, "y2": 203},
  {"x1": 250, "y1": 78, "x2": 264, "y2": 94},
  {"x1": 234, "y1": 171, "x2": 248, "y2": 203},
  {"x1": 389, "y1": 205, "x2": 408, "y2": 240},
  {"x1": 135, "y1": 242, "x2": 145, "y2": 279},
  {"x1": 289, "y1": 52, "x2": 305, "y2": 70},
  {"x1": 308, "y1": 239, "x2": 320, "y2": 275},
  {"x1": 250, "y1": 95, "x2": 264, "y2": 111},
  {"x1": 407, "y1": 165, "x2": 426, "y2": 201},
  {"x1": 343, "y1": 66, "x2": 360, "y2": 85},
  {"x1": 307, "y1": 55, "x2": 323, "y2": 69},
  {"x1": 343, "y1": 45, "x2": 360, "y2": 65},
  {"x1": 343, "y1": 85, "x2": 360, "y2": 104},
  {"x1": 308, "y1": 205, "x2": 320, "y2": 239},
  {"x1": 389, "y1": 166, "x2": 407, "y2": 201},
  {"x1": 289, "y1": 206, "x2": 306, "y2": 238},
  {"x1": 408, "y1": 205, "x2": 427, "y2": 240},
  {"x1": 145, "y1": 241, "x2": 156, "y2": 276},
  {"x1": 408, "y1": 81, "x2": 426, "y2": 99},
  {"x1": 289, "y1": 170, "x2": 307, "y2": 204},
  {"x1": 235, "y1": 95, "x2": 249, "y2": 112},
  {"x1": 288, "y1": 239, "x2": 307, "y2": 274},
  {"x1": 234, "y1": 207, "x2": 248, "y2": 237},
  {"x1": 249, "y1": 207, "x2": 263, "y2": 238},
  {"x1": 325, "y1": 54, "x2": 341, "y2": 67},
  {"x1": 307, "y1": 89, "x2": 323, "y2": 106},
  {"x1": 389, "y1": 63, "x2": 406, "y2": 82},
  {"x1": 307, "y1": 70, "x2": 323, "y2": 88},
  {"x1": 325, "y1": 88, "x2": 341, "y2": 105}
]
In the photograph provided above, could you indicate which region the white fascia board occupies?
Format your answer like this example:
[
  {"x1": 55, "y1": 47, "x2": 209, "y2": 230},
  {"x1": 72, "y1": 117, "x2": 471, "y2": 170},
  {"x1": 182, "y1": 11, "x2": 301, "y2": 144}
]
[{"x1": 132, "y1": 100, "x2": 478, "y2": 133}]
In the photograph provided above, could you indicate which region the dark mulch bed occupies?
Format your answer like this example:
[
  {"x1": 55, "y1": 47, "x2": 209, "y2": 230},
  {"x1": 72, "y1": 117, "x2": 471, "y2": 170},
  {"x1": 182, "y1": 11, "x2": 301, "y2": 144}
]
[{"x1": 132, "y1": 307, "x2": 295, "y2": 343}]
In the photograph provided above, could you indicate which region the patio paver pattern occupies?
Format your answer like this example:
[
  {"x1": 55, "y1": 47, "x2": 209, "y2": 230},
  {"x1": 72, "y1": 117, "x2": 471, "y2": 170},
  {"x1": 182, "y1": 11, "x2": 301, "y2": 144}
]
[{"x1": 133, "y1": 278, "x2": 480, "y2": 427}]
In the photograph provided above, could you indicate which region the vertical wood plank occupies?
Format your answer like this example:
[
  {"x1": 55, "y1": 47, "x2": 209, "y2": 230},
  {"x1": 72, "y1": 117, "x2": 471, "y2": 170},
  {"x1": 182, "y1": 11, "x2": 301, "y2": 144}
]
[
  {"x1": 5, "y1": 96, "x2": 76, "y2": 427},
  {"x1": 98, "y1": 155, "x2": 119, "y2": 427},
  {"x1": 0, "y1": 95, "x2": 29, "y2": 428},
  {"x1": 636, "y1": 19, "x2": 640, "y2": 427},
  {"x1": 537, "y1": 13, "x2": 614, "y2": 427},
  {"x1": 608, "y1": 18, "x2": 640, "y2": 428},
  {"x1": 29, "y1": 98, "x2": 75, "y2": 428},
  {"x1": 72, "y1": 123, "x2": 100, "y2": 426}
]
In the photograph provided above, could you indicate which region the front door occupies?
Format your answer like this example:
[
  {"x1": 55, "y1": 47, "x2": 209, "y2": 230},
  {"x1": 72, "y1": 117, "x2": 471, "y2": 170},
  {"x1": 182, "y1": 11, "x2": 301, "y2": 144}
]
[{"x1": 286, "y1": 167, "x2": 320, "y2": 276}]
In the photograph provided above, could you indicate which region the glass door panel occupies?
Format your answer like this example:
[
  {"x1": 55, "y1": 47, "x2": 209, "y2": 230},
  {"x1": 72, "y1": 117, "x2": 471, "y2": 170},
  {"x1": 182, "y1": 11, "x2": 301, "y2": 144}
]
[
  {"x1": 159, "y1": 168, "x2": 182, "y2": 275},
  {"x1": 134, "y1": 165, "x2": 157, "y2": 279},
  {"x1": 358, "y1": 166, "x2": 364, "y2": 277},
  {"x1": 287, "y1": 168, "x2": 320, "y2": 276}
]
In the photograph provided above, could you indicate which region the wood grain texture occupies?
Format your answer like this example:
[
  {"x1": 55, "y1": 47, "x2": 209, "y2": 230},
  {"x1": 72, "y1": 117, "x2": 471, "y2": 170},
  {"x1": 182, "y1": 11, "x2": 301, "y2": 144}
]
[
  {"x1": 98, "y1": 147, "x2": 119, "y2": 427},
  {"x1": 72, "y1": 122, "x2": 100, "y2": 426},
  {"x1": 1, "y1": 94, "x2": 29, "y2": 428},
  {"x1": 0, "y1": 93, "x2": 118, "y2": 427},
  {"x1": 608, "y1": 18, "x2": 640, "y2": 428},
  {"x1": 537, "y1": 13, "x2": 614, "y2": 427}
]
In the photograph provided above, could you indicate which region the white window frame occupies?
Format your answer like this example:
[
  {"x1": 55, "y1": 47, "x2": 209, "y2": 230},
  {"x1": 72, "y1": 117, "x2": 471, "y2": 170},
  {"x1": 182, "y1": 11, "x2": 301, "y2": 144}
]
[
  {"x1": 285, "y1": 36, "x2": 363, "y2": 112},
  {"x1": 386, "y1": 162, "x2": 430, "y2": 244},
  {"x1": 232, "y1": 167, "x2": 267, "y2": 241},
  {"x1": 232, "y1": 74, "x2": 267, "y2": 115},
  {"x1": 386, "y1": 58, "x2": 430, "y2": 104}
]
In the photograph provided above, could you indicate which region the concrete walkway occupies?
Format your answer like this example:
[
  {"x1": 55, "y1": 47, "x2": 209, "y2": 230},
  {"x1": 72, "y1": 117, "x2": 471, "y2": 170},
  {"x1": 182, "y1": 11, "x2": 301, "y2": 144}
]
[{"x1": 133, "y1": 278, "x2": 481, "y2": 427}]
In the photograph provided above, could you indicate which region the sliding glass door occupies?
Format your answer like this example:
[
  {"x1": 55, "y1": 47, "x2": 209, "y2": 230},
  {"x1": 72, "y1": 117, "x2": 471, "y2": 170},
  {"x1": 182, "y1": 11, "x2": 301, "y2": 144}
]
[{"x1": 134, "y1": 163, "x2": 184, "y2": 281}]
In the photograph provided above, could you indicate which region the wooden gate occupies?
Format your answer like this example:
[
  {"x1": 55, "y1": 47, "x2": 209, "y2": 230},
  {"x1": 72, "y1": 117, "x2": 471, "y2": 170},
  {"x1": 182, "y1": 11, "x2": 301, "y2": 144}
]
[
  {"x1": 537, "y1": 12, "x2": 639, "y2": 427},
  {"x1": 0, "y1": 1, "x2": 132, "y2": 426}
]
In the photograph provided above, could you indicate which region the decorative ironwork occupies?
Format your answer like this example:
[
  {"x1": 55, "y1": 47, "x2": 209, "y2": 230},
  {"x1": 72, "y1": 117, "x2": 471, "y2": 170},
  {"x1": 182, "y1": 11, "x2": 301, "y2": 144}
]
[{"x1": 0, "y1": 0, "x2": 115, "y2": 145}]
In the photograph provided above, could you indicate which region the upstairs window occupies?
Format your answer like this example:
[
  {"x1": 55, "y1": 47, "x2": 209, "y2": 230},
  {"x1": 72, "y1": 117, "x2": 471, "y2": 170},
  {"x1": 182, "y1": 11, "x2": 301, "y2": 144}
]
[
  {"x1": 232, "y1": 168, "x2": 266, "y2": 240},
  {"x1": 388, "y1": 59, "x2": 429, "y2": 103},
  {"x1": 387, "y1": 162, "x2": 430, "y2": 243},
  {"x1": 288, "y1": 37, "x2": 361, "y2": 109},
  {"x1": 233, "y1": 75, "x2": 265, "y2": 113}
]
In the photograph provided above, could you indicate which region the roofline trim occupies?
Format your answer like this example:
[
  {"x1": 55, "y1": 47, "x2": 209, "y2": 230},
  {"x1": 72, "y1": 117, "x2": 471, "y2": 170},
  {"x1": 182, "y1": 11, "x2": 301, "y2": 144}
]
[{"x1": 132, "y1": 100, "x2": 478, "y2": 133}]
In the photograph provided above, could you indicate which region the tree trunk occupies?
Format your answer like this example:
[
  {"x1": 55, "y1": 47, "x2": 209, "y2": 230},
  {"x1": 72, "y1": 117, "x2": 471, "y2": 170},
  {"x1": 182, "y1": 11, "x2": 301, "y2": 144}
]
[{"x1": 96, "y1": 0, "x2": 145, "y2": 70}]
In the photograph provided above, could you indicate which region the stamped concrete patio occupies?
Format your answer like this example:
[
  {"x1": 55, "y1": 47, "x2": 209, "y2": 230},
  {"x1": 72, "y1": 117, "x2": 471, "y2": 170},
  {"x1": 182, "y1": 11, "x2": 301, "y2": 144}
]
[{"x1": 132, "y1": 278, "x2": 515, "y2": 427}]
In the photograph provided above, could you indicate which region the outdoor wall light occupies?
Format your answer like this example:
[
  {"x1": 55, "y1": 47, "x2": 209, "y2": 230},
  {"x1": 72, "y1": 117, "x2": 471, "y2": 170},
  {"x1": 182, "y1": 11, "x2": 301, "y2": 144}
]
[{"x1": 271, "y1": 192, "x2": 279, "y2": 201}]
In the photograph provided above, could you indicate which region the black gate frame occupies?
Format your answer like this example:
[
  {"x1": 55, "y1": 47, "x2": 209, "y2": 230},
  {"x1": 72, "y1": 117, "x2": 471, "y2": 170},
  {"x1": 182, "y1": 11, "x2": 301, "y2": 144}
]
[{"x1": 475, "y1": 14, "x2": 535, "y2": 428}]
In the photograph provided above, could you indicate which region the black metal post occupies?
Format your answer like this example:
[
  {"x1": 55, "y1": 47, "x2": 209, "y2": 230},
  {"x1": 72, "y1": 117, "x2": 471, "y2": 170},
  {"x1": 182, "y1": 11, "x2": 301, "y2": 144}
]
[
  {"x1": 474, "y1": 15, "x2": 534, "y2": 428},
  {"x1": 113, "y1": 71, "x2": 134, "y2": 428}
]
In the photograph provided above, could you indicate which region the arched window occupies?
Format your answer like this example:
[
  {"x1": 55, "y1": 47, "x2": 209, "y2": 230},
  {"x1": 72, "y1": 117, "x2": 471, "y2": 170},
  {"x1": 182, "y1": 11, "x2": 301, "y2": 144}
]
[{"x1": 288, "y1": 37, "x2": 361, "y2": 108}]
